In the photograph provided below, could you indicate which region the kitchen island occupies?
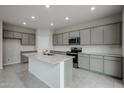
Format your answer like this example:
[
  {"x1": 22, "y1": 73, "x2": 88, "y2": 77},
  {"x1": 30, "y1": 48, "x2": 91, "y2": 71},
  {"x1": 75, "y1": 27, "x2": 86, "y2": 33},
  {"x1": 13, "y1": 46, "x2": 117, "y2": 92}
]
[{"x1": 23, "y1": 53, "x2": 73, "y2": 88}]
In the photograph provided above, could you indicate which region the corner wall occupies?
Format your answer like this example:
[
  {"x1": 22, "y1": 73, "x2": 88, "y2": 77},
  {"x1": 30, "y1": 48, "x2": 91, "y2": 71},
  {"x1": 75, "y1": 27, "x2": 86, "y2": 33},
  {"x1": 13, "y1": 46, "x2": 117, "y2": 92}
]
[{"x1": 0, "y1": 21, "x2": 3, "y2": 69}]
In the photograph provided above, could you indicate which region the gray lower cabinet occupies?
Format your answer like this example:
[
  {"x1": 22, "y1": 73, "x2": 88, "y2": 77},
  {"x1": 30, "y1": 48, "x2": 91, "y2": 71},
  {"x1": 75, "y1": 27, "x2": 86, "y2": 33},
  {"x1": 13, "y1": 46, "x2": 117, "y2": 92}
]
[
  {"x1": 63, "y1": 33, "x2": 69, "y2": 45},
  {"x1": 90, "y1": 55, "x2": 104, "y2": 73},
  {"x1": 80, "y1": 29, "x2": 90, "y2": 45},
  {"x1": 91, "y1": 26, "x2": 103, "y2": 44},
  {"x1": 78, "y1": 54, "x2": 90, "y2": 70},
  {"x1": 78, "y1": 53, "x2": 122, "y2": 78},
  {"x1": 104, "y1": 58, "x2": 122, "y2": 78}
]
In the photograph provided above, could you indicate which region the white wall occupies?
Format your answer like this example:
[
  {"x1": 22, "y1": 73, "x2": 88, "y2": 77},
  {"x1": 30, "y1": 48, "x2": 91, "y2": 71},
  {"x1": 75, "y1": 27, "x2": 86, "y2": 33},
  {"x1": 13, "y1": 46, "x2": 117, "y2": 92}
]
[
  {"x1": 0, "y1": 21, "x2": 3, "y2": 69},
  {"x1": 3, "y1": 24, "x2": 36, "y2": 66},
  {"x1": 122, "y1": 8, "x2": 124, "y2": 81},
  {"x1": 53, "y1": 14, "x2": 122, "y2": 55},
  {"x1": 3, "y1": 39, "x2": 36, "y2": 65},
  {"x1": 3, "y1": 39, "x2": 21, "y2": 65},
  {"x1": 36, "y1": 29, "x2": 53, "y2": 53}
]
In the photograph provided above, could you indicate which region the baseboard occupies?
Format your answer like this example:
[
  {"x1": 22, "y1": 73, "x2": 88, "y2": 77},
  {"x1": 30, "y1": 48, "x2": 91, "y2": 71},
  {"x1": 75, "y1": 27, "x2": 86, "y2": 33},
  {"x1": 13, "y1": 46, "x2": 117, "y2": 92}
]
[{"x1": 3, "y1": 62, "x2": 21, "y2": 66}]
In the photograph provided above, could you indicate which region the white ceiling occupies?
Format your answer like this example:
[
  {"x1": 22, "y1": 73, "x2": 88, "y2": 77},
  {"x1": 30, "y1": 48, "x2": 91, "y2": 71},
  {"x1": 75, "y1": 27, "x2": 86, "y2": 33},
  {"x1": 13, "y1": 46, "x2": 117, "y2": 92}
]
[{"x1": 0, "y1": 5, "x2": 123, "y2": 30}]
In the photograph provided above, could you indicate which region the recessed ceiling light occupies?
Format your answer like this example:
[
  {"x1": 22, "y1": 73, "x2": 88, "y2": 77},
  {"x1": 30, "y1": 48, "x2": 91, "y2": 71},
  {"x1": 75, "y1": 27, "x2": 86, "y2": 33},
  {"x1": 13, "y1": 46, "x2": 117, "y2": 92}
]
[
  {"x1": 91, "y1": 6, "x2": 95, "y2": 11},
  {"x1": 45, "y1": 5, "x2": 50, "y2": 8},
  {"x1": 50, "y1": 23, "x2": 54, "y2": 26},
  {"x1": 65, "y1": 17, "x2": 69, "y2": 20},
  {"x1": 31, "y1": 16, "x2": 35, "y2": 19},
  {"x1": 23, "y1": 22, "x2": 26, "y2": 25}
]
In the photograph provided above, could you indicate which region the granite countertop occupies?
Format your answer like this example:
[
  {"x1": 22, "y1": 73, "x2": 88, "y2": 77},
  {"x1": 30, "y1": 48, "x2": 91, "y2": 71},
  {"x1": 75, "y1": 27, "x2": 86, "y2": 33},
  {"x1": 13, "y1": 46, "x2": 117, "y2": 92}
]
[
  {"x1": 79, "y1": 52, "x2": 122, "y2": 57},
  {"x1": 23, "y1": 53, "x2": 73, "y2": 64}
]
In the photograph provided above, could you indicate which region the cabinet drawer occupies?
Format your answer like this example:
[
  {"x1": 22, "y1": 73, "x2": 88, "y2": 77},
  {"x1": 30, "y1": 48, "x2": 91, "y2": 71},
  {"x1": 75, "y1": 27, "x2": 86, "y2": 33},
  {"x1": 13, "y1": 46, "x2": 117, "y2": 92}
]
[
  {"x1": 78, "y1": 54, "x2": 89, "y2": 57},
  {"x1": 104, "y1": 56, "x2": 122, "y2": 62},
  {"x1": 90, "y1": 55, "x2": 103, "y2": 59}
]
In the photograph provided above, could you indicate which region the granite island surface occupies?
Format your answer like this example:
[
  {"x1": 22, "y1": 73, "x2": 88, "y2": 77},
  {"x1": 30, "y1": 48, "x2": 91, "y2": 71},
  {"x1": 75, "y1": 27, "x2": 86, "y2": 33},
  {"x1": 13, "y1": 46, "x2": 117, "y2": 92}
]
[{"x1": 23, "y1": 53, "x2": 73, "y2": 88}]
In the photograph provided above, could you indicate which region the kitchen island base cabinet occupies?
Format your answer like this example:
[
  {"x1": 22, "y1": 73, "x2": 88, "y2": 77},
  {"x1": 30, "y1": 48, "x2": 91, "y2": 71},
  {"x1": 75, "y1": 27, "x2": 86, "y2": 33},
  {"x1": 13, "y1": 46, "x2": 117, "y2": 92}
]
[{"x1": 29, "y1": 57, "x2": 73, "y2": 88}]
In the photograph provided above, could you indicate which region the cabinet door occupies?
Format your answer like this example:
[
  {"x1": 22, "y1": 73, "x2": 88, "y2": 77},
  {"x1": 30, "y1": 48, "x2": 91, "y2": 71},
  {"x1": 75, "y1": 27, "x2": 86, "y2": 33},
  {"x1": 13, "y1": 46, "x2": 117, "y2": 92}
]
[
  {"x1": 63, "y1": 33, "x2": 69, "y2": 45},
  {"x1": 69, "y1": 31, "x2": 79, "y2": 38},
  {"x1": 91, "y1": 26, "x2": 103, "y2": 44},
  {"x1": 57, "y1": 34, "x2": 63, "y2": 45},
  {"x1": 29, "y1": 34, "x2": 35, "y2": 45},
  {"x1": 13, "y1": 32, "x2": 22, "y2": 39},
  {"x1": 3, "y1": 31, "x2": 14, "y2": 38},
  {"x1": 53, "y1": 34, "x2": 58, "y2": 45},
  {"x1": 104, "y1": 60, "x2": 122, "y2": 78},
  {"x1": 103, "y1": 24, "x2": 117, "y2": 44},
  {"x1": 90, "y1": 55, "x2": 103, "y2": 73},
  {"x1": 116, "y1": 23, "x2": 121, "y2": 44},
  {"x1": 80, "y1": 29, "x2": 90, "y2": 45},
  {"x1": 78, "y1": 54, "x2": 90, "y2": 70},
  {"x1": 21, "y1": 33, "x2": 29, "y2": 45}
]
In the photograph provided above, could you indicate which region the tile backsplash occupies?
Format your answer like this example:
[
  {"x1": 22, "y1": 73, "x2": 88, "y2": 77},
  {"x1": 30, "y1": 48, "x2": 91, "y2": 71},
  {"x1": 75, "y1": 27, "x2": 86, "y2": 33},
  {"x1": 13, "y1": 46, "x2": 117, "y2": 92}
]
[{"x1": 53, "y1": 45, "x2": 122, "y2": 55}]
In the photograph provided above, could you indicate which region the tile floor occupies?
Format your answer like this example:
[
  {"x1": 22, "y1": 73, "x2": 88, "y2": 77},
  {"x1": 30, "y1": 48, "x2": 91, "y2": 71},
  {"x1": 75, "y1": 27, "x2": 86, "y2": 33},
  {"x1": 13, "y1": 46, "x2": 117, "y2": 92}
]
[{"x1": 0, "y1": 63, "x2": 124, "y2": 88}]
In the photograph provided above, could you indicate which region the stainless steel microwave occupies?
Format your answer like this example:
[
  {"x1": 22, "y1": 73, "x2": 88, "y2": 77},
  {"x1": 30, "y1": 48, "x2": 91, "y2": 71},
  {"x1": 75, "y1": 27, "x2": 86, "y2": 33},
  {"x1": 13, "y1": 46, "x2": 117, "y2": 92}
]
[{"x1": 69, "y1": 37, "x2": 80, "y2": 45}]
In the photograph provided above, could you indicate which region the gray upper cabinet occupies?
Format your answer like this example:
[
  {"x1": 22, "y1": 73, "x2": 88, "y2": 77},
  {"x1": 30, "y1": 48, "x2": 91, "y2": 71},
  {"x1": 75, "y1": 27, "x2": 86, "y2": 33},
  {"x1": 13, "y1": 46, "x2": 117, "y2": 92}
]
[
  {"x1": 3, "y1": 31, "x2": 14, "y2": 39},
  {"x1": 53, "y1": 34, "x2": 58, "y2": 45},
  {"x1": 57, "y1": 34, "x2": 63, "y2": 45},
  {"x1": 52, "y1": 22, "x2": 121, "y2": 46},
  {"x1": 21, "y1": 33, "x2": 35, "y2": 45},
  {"x1": 28, "y1": 34, "x2": 35, "y2": 45},
  {"x1": 103, "y1": 23, "x2": 121, "y2": 44},
  {"x1": 91, "y1": 26, "x2": 103, "y2": 44},
  {"x1": 21, "y1": 33, "x2": 29, "y2": 45},
  {"x1": 13, "y1": 32, "x2": 22, "y2": 39},
  {"x1": 80, "y1": 29, "x2": 90, "y2": 45},
  {"x1": 3, "y1": 30, "x2": 35, "y2": 45},
  {"x1": 63, "y1": 33, "x2": 69, "y2": 45},
  {"x1": 69, "y1": 31, "x2": 79, "y2": 38}
]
